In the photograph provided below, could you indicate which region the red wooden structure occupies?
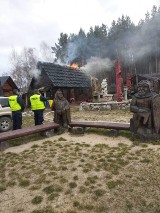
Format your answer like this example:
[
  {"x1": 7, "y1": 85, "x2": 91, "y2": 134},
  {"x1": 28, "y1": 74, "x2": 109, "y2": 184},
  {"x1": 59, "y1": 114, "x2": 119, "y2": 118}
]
[
  {"x1": 116, "y1": 60, "x2": 123, "y2": 102},
  {"x1": 126, "y1": 73, "x2": 132, "y2": 92}
]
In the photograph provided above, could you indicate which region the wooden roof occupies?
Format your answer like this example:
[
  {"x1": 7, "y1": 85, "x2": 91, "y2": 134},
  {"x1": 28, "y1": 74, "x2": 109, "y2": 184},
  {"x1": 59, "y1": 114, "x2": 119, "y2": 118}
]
[
  {"x1": 37, "y1": 62, "x2": 91, "y2": 88},
  {"x1": 131, "y1": 74, "x2": 160, "y2": 84},
  {"x1": 0, "y1": 76, "x2": 18, "y2": 89}
]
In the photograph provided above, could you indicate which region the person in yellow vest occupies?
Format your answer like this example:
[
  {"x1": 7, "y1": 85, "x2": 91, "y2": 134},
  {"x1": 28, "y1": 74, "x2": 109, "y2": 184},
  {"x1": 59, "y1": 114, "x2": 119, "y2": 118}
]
[
  {"x1": 8, "y1": 89, "x2": 25, "y2": 130},
  {"x1": 30, "y1": 89, "x2": 48, "y2": 125}
]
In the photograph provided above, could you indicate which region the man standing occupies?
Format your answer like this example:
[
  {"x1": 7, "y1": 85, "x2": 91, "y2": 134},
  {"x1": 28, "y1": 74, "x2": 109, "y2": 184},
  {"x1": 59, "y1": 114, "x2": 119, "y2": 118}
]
[
  {"x1": 30, "y1": 89, "x2": 47, "y2": 125},
  {"x1": 8, "y1": 89, "x2": 25, "y2": 130}
]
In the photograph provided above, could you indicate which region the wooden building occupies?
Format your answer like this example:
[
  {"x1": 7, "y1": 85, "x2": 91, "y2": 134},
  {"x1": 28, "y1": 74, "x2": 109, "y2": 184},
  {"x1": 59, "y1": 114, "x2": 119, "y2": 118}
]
[
  {"x1": 131, "y1": 73, "x2": 160, "y2": 94},
  {"x1": 29, "y1": 62, "x2": 92, "y2": 103},
  {"x1": 0, "y1": 76, "x2": 18, "y2": 96}
]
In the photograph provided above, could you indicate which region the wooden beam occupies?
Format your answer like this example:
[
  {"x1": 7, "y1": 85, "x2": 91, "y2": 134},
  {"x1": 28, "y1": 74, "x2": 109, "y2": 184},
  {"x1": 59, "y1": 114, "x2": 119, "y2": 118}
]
[
  {"x1": 0, "y1": 122, "x2": 59, "y2": 142},
  {"x1": 69, "y1": 121, "x2": 130, "y2": 130}
]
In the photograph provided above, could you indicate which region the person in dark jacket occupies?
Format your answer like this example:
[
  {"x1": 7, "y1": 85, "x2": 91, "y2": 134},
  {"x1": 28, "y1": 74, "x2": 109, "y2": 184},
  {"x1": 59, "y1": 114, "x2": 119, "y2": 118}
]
[
  {"x1": 30, "y1": 89, "x2": 47, "y2": 125},
  {"x1": 8, "y1": 89, "x2": 25, "y2": 130}
]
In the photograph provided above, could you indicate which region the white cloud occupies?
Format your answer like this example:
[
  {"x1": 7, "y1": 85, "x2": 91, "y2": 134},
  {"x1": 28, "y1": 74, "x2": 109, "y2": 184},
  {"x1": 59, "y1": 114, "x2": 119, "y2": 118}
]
[{"x1": 0, "y1": 0, "x2": 159, "y2": 74}]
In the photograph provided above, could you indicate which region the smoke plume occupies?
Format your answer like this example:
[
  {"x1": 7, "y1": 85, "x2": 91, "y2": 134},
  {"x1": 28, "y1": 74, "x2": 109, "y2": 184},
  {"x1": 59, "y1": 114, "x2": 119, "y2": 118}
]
[{"x1": 81, "y1": 57, "x2": 114, "y2": 74}]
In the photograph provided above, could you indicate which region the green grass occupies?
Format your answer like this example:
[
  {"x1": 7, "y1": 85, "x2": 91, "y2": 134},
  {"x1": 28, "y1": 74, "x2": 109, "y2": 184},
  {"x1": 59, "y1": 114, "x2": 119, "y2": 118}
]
[
  {"x1": 107, "y1": 180, "x2": 124, "y2": 189},
  {"x1": 86, "y1": 128, "x2": 132, "y2": 139},
  {"x1": 58, "y1": 137, "x2": 67, "y2": 141},
  {"x1": 94, "y1": 189, "x2": 106, "y2": 197},
  {"x1": 48, "y1": 193, "x2": 59, "y2": 201},
  {"x1": 0, "y1": 185, "x2": 6, "y2": 192},
  {"x1": 19, "y1": 179, "x2": 30, "y2": 187},
  {"x1": 79, "y1": 186, "x2": 87, "y2": 193},
  {"x1": 69, "y1": 182, "x2": 77, "y2": 189},
  {"x1": 31, "y1": 196, "x2": 43, "y2": 204},
  {"x1": 43, "y1": 184, "x2": 62, "y2": 194},
  {"x1": 7, "y1": 134, "x2": 44, "y2": 147},
  {"x1": 66, "y1": 210, "x2": 77, "y2": 213}
]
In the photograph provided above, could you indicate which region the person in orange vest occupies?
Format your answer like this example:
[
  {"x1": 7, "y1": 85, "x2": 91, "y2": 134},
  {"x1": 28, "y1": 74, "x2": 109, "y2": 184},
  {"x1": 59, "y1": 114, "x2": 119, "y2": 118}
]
[
  {"x1": 30, "y1": 89, "x2": 48, "y2": 125},
  {"x1": 8, "y1": 89, "x2": 25, "y2": 130}
]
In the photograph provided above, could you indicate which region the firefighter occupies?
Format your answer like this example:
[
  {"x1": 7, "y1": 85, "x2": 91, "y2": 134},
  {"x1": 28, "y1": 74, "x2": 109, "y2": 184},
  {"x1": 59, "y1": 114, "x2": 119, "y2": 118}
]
[
  {"x1": 8, "y1": 89, "x2": 25, "y2": 130},
  {"x1": 30, "y1": 89, "x2": 47, "y2": 125}
]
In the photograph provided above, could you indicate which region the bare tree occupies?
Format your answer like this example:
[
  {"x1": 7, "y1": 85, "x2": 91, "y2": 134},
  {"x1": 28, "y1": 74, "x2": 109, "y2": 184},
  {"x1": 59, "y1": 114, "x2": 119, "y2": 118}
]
[
  {"x1": 10, "y1": 48, "x2": 38, "y2": 92},
  {"x1": 40, "y1": 41, "x2": 54, "y2": 62}
]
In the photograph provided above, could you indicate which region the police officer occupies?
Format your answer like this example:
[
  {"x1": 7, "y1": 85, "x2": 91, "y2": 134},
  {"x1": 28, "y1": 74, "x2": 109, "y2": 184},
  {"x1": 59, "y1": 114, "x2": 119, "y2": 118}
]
[
  {"x1": 30, "y1": 89, "x2": 47, "y2": 125},
  {"x1": 8, "y1": 89, "x2": 25, "y2": 130}
]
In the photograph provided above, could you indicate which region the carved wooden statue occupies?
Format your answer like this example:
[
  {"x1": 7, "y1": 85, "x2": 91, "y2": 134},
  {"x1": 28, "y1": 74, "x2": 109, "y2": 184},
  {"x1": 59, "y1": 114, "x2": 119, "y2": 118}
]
[
  {"x1": 51, "y1": 89, "x2": 71, "y2": 131},
  {"x1": 130, "y1": 80, "x2": 160, "y2": 140}
]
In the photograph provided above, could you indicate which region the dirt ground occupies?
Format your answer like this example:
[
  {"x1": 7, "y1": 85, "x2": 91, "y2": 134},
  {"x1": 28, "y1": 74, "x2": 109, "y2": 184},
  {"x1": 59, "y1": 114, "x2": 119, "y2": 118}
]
[
  {"x1": 0, "y1": 108, "x2": 160, "y2": 213},
  {"x1": 70, "y1": 108, "x2": 131, "y2": 123}
]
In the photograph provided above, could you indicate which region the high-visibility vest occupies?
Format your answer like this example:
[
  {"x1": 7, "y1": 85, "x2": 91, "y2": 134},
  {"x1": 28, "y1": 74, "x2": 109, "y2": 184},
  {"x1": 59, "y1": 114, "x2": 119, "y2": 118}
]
[
  {"x1": 30, "y1": 94, "x2": 45, "y2": 110},
  {"x1": 8, "y1": 95, "x2": 21, "y2": 111}
]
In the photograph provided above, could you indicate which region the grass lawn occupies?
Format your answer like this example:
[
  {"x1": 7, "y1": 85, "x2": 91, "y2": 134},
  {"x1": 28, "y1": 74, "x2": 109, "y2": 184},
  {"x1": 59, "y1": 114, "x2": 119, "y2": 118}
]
[{"x1": 0, "y1": 108, "x2": 160, "y2": 213}]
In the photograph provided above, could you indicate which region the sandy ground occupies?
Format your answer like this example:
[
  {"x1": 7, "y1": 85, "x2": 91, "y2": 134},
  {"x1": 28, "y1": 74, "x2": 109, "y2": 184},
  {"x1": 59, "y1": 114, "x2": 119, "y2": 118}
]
[
  {"x1": 1, "y1": 109, "x2": 160, "y2": 213},
  {"x1": 1, "y1": 132, "x2": 134, "y2": 213},
  {"x1": 4, "y1": 131, "x2": 160, "y2": 156},
  {"x1": 4, "y1": 133, "x2": 132, "y2": 154}
]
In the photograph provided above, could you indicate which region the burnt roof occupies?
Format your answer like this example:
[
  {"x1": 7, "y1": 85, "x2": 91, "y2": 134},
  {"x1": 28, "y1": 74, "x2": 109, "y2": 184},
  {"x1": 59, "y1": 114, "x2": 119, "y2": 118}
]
[{"x1": 37, "y1": 61, "x2": 91, "y2": 88}]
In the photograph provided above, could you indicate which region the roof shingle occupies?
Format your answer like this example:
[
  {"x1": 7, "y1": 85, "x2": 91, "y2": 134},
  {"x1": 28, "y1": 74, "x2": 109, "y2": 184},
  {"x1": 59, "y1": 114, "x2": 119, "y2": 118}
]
[{"x1": 37, "y1": 62, "x2": 91, "y2": 88}]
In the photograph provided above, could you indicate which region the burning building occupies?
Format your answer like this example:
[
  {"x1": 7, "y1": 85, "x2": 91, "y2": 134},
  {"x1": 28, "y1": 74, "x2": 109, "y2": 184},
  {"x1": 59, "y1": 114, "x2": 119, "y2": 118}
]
[{"x1": 29, "y1": 62, "x2": 92, "y2": 103}]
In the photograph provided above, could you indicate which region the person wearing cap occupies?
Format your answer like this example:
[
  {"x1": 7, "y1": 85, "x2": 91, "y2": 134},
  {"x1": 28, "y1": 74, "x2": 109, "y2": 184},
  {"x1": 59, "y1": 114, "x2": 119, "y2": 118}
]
[
  {"x1": 30, "y1": 89, "x2": 47, "y2": 125},
  {"x1": 8, "y1": 89, "x2": 25, "y2": 130}
]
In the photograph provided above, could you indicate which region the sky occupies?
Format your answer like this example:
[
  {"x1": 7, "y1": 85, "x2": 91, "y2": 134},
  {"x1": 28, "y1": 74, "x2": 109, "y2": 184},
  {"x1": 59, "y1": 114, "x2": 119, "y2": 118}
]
[{"x1": 0, "y1": 0, "x2": 159, "y2": 75}]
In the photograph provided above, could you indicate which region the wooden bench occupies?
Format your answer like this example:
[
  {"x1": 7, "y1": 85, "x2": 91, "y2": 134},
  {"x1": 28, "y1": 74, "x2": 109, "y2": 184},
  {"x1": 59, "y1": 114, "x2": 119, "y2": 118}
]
[
  {"x1": 69, "y1": 121, "x2": 130, "y2": 131},
  {"x1": 0, "y1": 121, "x2": 130, "y2": 145},
  {"x1": 0, "y1": 122, "x2": 59, "y2": 143}
]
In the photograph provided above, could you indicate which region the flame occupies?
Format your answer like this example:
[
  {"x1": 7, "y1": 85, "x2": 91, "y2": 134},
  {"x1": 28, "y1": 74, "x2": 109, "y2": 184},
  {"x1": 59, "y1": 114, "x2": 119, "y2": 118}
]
[{"x1": 70, "y1": 63, "x2": 79, "y2": 69}]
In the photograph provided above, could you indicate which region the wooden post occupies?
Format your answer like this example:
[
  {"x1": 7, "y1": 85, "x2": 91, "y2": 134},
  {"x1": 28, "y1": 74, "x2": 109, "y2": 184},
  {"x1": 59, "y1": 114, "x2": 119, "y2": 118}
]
[{"x1": 116, "y1": 60, "x2": 123, "y2": 102}]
